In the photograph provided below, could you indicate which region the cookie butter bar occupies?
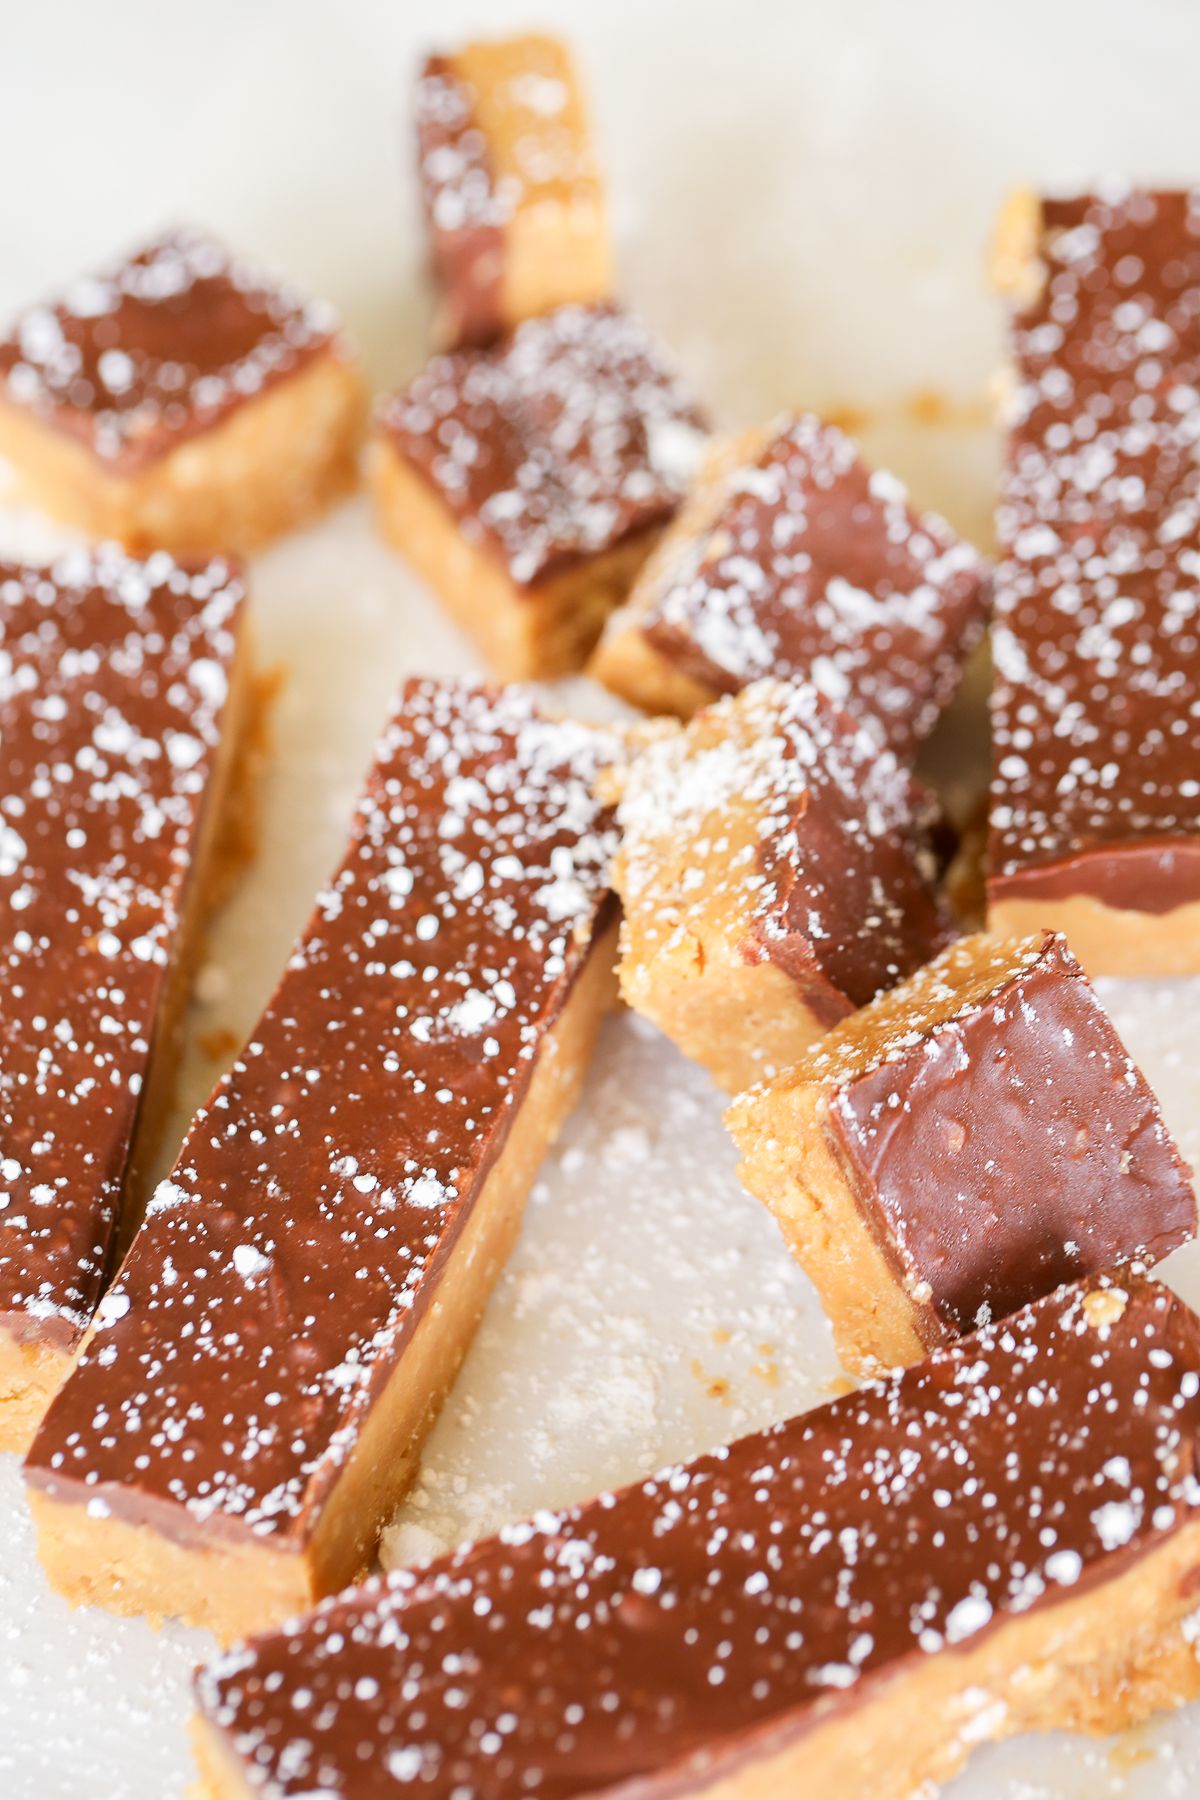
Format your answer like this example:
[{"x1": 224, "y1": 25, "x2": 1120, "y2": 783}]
[
  {"x1": 371, "y1": 302, "x2": 707, "y2": 679},
  {"x1": 609, "y1": 680, "x2": 955, "y2": 1092},
  {"x1": 0, "y1": 227, "x2": 366, "y2": 555},
  {"x1": 728, "y1": 930, "x2": 1196, "y2": 1375},
  {"x1": 590, "y1": 413, "x2": 990, "y2": 756},
  {"x1": 417, "y1": 34, "x2": 613, "y2": 348},
  {"x1": 25, "y1": 680, "x2": 620, "y2": 1639},
  {"x1": 193, "y1": 1275, "x2": 1200, "y2": 1800},
  {"x1": 989, "y1": 188, "x2": 1200, "y2": 974},
  {"x1": 0, "y1": 546, "x2": 253, "y2": 1452}
]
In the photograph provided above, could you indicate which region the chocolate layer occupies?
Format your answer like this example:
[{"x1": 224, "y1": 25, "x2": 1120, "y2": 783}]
[
  {"x1": 0, "y1": 548, "x2": 244, "y2": 1354},
  {"x1": 0, "y1": 228, "x2": 342, "y2": 475},
  {"x1": 416, "y1": 55, "x2": 507, "y2": 348},
  {"x1": 377, "y1": 303, "x2": 707, "y2": 588},
  {"x1": 829, "y1": 932, "x2": 1196, "y2": 1336},
  {"x1": 635, "y1": 414, "x2": 989, "y2": 759},
  {"x1": 25, "y1": 680, "x2": 618, "y2": 1551},
  {"x1": 196, "y1": 1275, "x2": 1200, "y2": 1799},
  {"x1": 990, "y1": 188, "x2": 1200, "y2": 911}
]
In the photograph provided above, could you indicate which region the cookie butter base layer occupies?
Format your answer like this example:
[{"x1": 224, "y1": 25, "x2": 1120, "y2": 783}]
[
  {"x1": 0, "y1": 349, "x2": 366, "y2": 557},
  {"x1": 370, "y1": 437, "x2": 658, "y2": 680},
  {"x1": 589, "y1": 621, "x2": 719, "y2": 718},
  {"x1": 989, "y1": 891, "x2": 1200, "y2": 979},
  {"x1": 0, "y1": 632, "x2": 262, "y2": 1457},
  {"x1": 729, "y1": 1077, "x2": 929, "y2": 1378},
  {"x1": 615, "y1": 794, "x2": 843, "y2": 1095},
  {"x1": 190, "y1": 1517, "x2": 1200, "y2": 1800},
  {"x1": 25, "y1": 924, "x2": 619, "y2": 1643}
]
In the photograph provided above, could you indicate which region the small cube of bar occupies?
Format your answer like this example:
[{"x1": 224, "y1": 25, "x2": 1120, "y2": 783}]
[
  {"x1": 192, "y1": 1275, "x2": 1200, "y2": 1800},
  {"x1": 371, "y1": 302, "x2": 707, "y2": 679},
  {"x1": 590, "y1": 414, "x2": 990, "y2": 759},
  {"x1": 417, "y1": 33, "x2": 613, "y2": 348},
  {"x1": 24, "y1": 680, "x2": 620, "y2": 1640},
  {"x1": 988, "y1": 188, "x2": 1200, "y2": 974},
  {"x1": 609, "y1": 679, "x2": 956, "y2": 1092},
  {"x1": 0, "y1": 546, "x2": 254, "y2": 1451},
  {"x1": 0, "y1": 227, "x2": 367, "y2": 555},
  {"x1": 728, "y1": 929, "x2": 1196, "y2": 1375}
]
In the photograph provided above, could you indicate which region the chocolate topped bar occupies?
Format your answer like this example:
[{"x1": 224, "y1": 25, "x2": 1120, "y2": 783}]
[
  {"x1": 729, "y1": 930, "x2": 1196, "y2": 1374},
  {"x1": 416, "y1": 35, "x2": 612, "y2": 348},
  {"x1": 592, "y1": 415, "x2": 989, "y2": 757},
  {"x1": 611, "y1": 679, "x2": 956, "y2": 1090},
  {"x1": 0, "y1": 546, "x2": 246, "y2": 1364},
  {"x1": 0, "y1": 227, "x2": 341, "y2": 475},
  {"x1": 989, "y1": 188, "x2": 1200, "y2": 953},
  {"x1": 377, "y1": 303, "x2": 706, "y2": 589},
  {"x1": 25, "y1": 680, "x2": 620, "y2": 1633},
  {"x1": 194, "y1": 1275, "x2": 1200, "y2": 1799}
]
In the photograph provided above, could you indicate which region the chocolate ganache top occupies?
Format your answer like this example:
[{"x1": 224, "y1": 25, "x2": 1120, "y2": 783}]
[
  {"x1": 0, "y1": 227, "x2": 343, "y2": 476},
  {"x1": 828, "y1": 931, "x2": 1196, "y2": 1337},
  {"x1": 990, "y1": 188, "x2": 1200, "y2": 911},
  {"x1": 378, "y1": 303, "x2": 707, "y2": 587},
  {"x1": 0, "y1": 547, "x2": 244, "y2": 1352},
  {"x1": 633, "y1": 413, "x2": 989, "y2": 760},
  {"x1": 26, "y1": 680, "x2": 619, "y2": 1546},
  {"x1": 196, "y1": 1275, "x2": 1200, "y2": 1798},
  {"x1": 614, "y1": 679, "x2": 955, "y2": 1028}
]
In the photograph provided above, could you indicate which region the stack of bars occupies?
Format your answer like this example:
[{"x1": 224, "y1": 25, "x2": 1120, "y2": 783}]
[{"x1": 0, "y1": 27, "x2": 1198, "y2": 1800}]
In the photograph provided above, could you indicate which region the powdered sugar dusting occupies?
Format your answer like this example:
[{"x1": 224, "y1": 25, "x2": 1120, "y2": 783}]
[
  {"x1": 0, "y1": 227, "x2": 343, "y2": 473},
  {"x1": 380, "y1": 303, "x2": 706, "y2": 586},
  {"x1": 0, "y1": 545, "x2": 242, "y2": 1345},
  {"x1": 633, "y1": 413, "x2": 989, "y2": 757},
  {"x1": 27, "y1": 679, "x2": 619, "y2": 1542}
]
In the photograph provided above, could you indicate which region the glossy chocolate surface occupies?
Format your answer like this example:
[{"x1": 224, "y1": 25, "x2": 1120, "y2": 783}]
[
  {"x1": 990, "y1": 189, "x2": 1200, "y2": 911},
  {"x1": 26, "y1": 681, "x2": 618, "y2": 1547},
  {"x1": 636, "y1": 413, "x2": 989, "y2": 759},
  {"x1": 0, "y1": 228, "x2": 341, "y2": 475},
  {"x1": 0, "y1": 548, "x2": 244, "y2": 1351},
  {"x1": 831, "y1": 932, "x2": 1196, "y2": 1336},
  {"x1": 615, "y1": 680, "x2": 955, "y2": 1027},
  {"x1": 197, "y1": 1276, "x2": 1200, "y2": 1798},
  {"x1": 378, "y1": 303, "x2": 706, "y2": 587}
]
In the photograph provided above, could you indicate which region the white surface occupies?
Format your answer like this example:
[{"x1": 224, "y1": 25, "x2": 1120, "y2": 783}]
[{"x1": 3, "y1": 3, "x2": 1200, "y2": 1796}]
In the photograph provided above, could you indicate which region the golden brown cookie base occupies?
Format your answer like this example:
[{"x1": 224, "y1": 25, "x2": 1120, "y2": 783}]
[
  {"x1": 370, "y1": 436, "x2": 658, "y2": 678},
  {"x1": 588, "y1": 621, "x2": 718, "y2": 718},
  {"x1": 0, "y1": 1335, "x2": 70, "y2": 1456},
  {"x1": 728, "y1": 1073, "x2": 928, "y2": 1377},
  {"x1": 988, "y1": 892, "x2": 1200, "y2": 978},
  {"x1": 620, "y1": 894, "x2": 832, "y2": 1095},
  {"x1": 0, "y1": 350, "x2": 366, "y2": 557},
  {"x1": 28, "y1": 923, "x2": 618, "y2": 1642},
  {"x1": 0, "y1": 631, "x2": 264, "y2": 1454},
  {"x1": 190, "y1": 1515, "x2": 1200, "y2": 1799}
]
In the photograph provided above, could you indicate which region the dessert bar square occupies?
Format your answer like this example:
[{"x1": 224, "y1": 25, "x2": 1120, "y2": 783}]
[
  {"x1": 417, "y1": 32, "x2": 613, "y2": 348},
  {"x1": 24, "y1": 679, "x2": 620, "y2": 1640},
  {"x1": 371, "y1": 301, "x2": 707, "y2": 678},
  {"x1": 0, "y1": 546, "x2": 253, "y2": 1451},
  {"x1": 0, "y1": 227, "x2": 366, "y2": 555},
  {"x1": 193, "y1": 1275, "x2": 1200, "y2": 1800},
  {"x1": 590, "y1": 414, "x2": 990, "y2": 757},
  {"x1": 728, "y1": 929, "x2": 1196, "y2": 1374},
  {"x1": 610, "y1": 679, "x2": 956, "y2": 1092},
  {"x1": 988, "y1": 187, "x2": 1200, "y2": 973}
]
